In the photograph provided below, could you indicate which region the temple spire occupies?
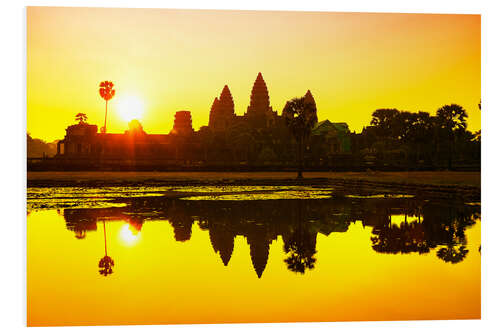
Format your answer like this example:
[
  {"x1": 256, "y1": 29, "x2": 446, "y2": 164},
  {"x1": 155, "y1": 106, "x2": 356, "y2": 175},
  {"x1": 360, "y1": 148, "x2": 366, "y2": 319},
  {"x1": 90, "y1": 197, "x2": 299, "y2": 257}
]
[
  {"x1": 208, "y1": 97, "x2": 219, "y2": 128},
  {"x1": 304, "y1": 90, "x2": 316, "y2": 109},
  {"x1": 219, "y1": 85, "x2": 235, "y2": 117},
  {"x1": 207, "y1": 85, "x2": 235, "y2": 131},
  {"x1": 245, "y1": 72, "x2": 277, "y2": 128},
  {"x1": 247, "y1": 72, "x2": 271, "y2": 116},
  {"x1": 208, "y1": 85, "x2": 236, "y2": 131}
]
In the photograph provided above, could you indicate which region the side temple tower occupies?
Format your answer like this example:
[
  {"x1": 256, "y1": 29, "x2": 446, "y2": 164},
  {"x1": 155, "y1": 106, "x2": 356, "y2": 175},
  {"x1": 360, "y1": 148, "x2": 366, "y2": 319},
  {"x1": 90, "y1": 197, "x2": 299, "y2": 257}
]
[{"x1": 209, "y1": 85, "x2": 236, "y2": 131}]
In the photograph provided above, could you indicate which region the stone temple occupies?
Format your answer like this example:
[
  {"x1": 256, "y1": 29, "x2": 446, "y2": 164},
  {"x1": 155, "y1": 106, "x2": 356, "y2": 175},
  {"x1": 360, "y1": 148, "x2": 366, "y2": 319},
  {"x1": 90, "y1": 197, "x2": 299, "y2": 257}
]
[
  {"x1": 49, "y1": 72, "x2": 352, "y2": 170},
  {"x1": 208, "y1": 72, "x2": 279, "y2": 131},
  {"x1": 171, "y1": 111, "x2": 194, "y2": 135}
]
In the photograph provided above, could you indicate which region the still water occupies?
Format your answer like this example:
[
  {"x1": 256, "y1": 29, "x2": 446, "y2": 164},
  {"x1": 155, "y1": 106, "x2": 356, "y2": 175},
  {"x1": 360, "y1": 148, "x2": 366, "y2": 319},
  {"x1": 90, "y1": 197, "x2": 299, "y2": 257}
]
[{"x1": 27, "y1": 186, "x2": 481, "y2": 326}]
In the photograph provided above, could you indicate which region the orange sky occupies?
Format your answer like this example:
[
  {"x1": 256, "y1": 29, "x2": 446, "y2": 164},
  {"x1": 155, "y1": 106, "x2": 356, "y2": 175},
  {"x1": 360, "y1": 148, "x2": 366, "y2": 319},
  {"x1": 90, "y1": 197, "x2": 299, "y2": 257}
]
[{"x1": 27, "y1": 7, "x2": 481, "y2": 142}]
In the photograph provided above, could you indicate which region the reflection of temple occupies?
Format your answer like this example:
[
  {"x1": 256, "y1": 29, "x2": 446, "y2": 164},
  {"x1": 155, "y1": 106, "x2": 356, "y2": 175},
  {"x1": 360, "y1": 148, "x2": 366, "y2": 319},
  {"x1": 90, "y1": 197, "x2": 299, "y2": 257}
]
[
  {"x1": 168, "y1": 202, "x2": 194, "y2": 242},
  {"x1": 363, "y1": 199, "x2": 478, "y2": 263},
  {"x1": 63, "y1": 207, "x2": 145, "y2": 239},
  {"x1": 64, "y1": 209, "x2": 98, "y2": 239},
  {"x1": 61, "y1": 196, "x2": 480, "y2": 277},
  {"x1": 55, "y1": 72, "x2": 353, "y2": 169},
  {"x1": 208, "y1": 224, "x2": 235, "y2": 266},
  {"x1": 247, "y1": 228, "x2": 276, "y2": 278}
]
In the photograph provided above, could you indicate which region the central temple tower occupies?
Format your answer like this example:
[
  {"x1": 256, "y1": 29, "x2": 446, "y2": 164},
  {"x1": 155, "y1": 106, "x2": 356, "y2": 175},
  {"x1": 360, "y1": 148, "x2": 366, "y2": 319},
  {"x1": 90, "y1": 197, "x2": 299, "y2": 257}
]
[{"x1": 245, "y1": 72, "x2": 277, "y2": 128}]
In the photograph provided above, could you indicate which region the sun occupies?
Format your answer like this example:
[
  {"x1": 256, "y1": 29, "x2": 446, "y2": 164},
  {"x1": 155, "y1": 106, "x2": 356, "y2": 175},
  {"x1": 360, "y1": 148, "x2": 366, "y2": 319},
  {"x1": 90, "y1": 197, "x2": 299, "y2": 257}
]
[
  {"x1": 119, "y1": 223, "x2": 141, "y2": 246},
  {"x1": 116, "y1": 95, "x2": 144, "y2": 122}
]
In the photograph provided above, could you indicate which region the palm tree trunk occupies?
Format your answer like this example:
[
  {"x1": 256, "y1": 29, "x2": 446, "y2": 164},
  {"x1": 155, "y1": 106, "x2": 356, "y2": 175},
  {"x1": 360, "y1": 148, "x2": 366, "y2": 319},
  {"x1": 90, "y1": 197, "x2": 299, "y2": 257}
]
[
  {"x1": 416, "y1": 143, "x2": 421, "y2": 170},
  {"x1": 448, "y1": 132, "x2": 453, "y2": 170},
  {"x1": 104, "y1": 100, "x2": 108, "y2": 133},
  {"x1": 103, "y1": 221, "x2": 108, "y2": 256},
  {"x1": 297, "y1": 137, "x2": 304, "y2": 179}
]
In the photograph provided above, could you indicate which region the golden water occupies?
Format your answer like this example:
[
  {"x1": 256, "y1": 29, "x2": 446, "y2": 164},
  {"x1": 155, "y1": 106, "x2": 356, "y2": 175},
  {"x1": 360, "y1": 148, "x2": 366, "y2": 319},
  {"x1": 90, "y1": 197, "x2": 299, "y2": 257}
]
[{"x1": 27, "y1": 188, "x2": 481, "y2": 326}]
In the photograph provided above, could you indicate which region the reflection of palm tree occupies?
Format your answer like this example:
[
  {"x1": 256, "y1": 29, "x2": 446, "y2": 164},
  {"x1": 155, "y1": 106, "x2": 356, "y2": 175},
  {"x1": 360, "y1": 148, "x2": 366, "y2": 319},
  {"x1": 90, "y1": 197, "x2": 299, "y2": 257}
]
[
  {"x1": 98, "y1": 221, "x2": 115, "y2": 276},
  {"x1": 284, "y1": 241, "x2": 317, "y2": 274},
  {"x1": 74, "y1": 229, "x2": 86, "y2": 239},
  {"x1": 283, "y1": 221, "x2": 317, "y2": 274},
  {"x1": 99, "y1": 256, "x2": 114, "y2": 276},
  {"x1": 436, "y1": 245, "x2": 468, "y2": 264},
  {"x1": 371, "y1": 221, "x2": 430, "y2": 254}
]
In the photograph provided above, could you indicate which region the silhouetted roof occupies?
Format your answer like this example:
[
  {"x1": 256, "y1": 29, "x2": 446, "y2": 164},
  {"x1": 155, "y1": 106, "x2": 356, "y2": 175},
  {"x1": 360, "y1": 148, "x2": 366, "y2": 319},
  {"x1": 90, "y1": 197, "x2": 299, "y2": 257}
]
[{"x1": 312, "y1": 120, "x2": 349, "y2": 136}]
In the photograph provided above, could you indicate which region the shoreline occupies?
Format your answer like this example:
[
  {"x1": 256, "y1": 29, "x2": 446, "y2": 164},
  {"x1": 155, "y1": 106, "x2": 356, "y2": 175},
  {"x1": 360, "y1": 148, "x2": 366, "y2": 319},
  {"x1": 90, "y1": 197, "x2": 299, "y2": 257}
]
[{"x1": 27, "y1": 171, "x2": 481, "y2": 201}]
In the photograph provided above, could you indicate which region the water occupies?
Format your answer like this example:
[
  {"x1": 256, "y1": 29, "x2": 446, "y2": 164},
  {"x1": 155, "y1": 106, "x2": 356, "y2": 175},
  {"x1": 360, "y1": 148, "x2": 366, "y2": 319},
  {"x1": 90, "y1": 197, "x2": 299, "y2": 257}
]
[{"x1": 27, "y1": 186, "x2": 481, "y2": 326}]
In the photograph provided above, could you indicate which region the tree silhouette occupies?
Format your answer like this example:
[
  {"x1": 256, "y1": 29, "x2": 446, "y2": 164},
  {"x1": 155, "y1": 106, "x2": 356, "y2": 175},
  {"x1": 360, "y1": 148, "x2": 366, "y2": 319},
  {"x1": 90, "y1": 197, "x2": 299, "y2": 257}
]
[
  {"x1": 99, "y1": 81, "x2": 116, "y2": 134},
  {"x1": 282, "y1": 96, "x2": 318, "y2": 179},
  {"x1": 284, "y1": 239, "x2": 317, "y2": 274},
  {"x1": 283, "y1": 201, "x2": 318, "y2": 274},
  {"x1": 474, "y1": 101, "x2": 481, "y2": 142},
  {"x1": 370, "y1": 108, "x2": 400, "y2": 139},
  {"x1": 436, "y1": 245, "x2": 469, "y2": 264},
  {"x1": 436, "y1": 104, "x2": 468, "y2": 169},
  {"x1": 75, "y1": 113, "x2": 88, "y2": 124},
  {"x1": 99, "y1": 255, "x2": 115, "y2": 276}
]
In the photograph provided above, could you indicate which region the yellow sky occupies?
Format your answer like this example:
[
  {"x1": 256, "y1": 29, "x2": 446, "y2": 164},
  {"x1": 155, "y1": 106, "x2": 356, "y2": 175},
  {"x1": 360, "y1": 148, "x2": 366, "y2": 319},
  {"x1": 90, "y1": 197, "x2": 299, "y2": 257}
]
[{"x1": 27, "y1": 7, "x2": 481, "y2": 142}]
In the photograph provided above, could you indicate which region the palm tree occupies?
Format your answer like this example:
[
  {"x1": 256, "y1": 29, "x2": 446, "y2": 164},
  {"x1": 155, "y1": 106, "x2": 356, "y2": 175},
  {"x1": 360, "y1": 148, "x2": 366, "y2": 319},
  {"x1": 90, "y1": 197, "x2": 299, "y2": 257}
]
[
  {"x1": 99, "y1": 81, "x2": 116, "y2": 133},
  {"x1": 282, "y1": 96, "x2": 318, "y2": 179},
  {"x1": 98, "y1": 221, "x2": 115, "y2": 276},
  {"x1": 436, "y1": 104, "x2": 468, "y2": 169},
  {"x1": 75, "y1": 113, "x2": 88, "y2": 124}
]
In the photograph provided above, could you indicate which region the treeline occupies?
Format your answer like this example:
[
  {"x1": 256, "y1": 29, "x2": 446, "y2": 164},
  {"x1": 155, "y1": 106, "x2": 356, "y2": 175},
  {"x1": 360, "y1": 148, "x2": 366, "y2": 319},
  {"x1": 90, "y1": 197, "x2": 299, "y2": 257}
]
[
  {"x1": 27, "y1": 133, "x2": 58, "y2": 158},
  {"x1": 352, "y1": 104, "x2": 480, "y2": 170}
]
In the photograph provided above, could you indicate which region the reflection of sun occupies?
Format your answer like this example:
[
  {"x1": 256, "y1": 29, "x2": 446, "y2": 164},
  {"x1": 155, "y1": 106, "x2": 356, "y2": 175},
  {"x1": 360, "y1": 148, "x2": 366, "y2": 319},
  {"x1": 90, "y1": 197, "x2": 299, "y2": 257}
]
[
  {"x1": 119, "y1": 223, "x2": 141, "y2": 246},
  {"x1": 116, "y1": 95, "x2": 144, "y2": 122}
]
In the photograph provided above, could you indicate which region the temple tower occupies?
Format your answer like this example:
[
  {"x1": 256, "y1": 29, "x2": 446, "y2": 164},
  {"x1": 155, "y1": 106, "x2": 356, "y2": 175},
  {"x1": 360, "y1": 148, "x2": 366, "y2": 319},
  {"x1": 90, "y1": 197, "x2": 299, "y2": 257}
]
[
  {"x1": 219, "y1": 85, "x2": 235, "y2": 117},
  {"x1": 304, "y1": 90, "x2": 317, "y2": 110},
  {"x1": 171, "y1": 111, "x2": 194, "y2": 135},
  {"x1": 209, "y1": 85, "x2": 236, "y2": 131},
  {"x1": 208, "y1": 97, "x2": 219, "y2": 128},
  {"x1": 245, "y1": 72, "x2": 277, "y2": 128}
]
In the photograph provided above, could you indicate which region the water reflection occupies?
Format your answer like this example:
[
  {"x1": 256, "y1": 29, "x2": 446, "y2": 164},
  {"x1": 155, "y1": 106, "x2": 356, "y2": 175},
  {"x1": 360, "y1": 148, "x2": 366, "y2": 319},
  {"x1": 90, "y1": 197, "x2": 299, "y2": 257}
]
[
  {"x1": 58, "y1": 196, "x2": 480, "y2": 278},
  {"x1": 98, "y1": 221, "x2": 114, "y2": 276}
]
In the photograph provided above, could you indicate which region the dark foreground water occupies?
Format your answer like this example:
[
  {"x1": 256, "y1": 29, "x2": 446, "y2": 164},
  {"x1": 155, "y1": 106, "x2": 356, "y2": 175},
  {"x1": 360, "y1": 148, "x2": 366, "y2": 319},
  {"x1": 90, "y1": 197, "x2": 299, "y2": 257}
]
[{"x1": 27, "y1": 186, "x2": 481, "y2": 326}]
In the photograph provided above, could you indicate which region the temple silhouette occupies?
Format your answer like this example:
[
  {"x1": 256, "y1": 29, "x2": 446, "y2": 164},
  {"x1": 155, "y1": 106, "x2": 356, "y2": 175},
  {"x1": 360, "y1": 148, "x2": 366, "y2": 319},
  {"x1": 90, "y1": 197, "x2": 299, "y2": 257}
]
[
  {"x1": 27, "y1": 71, "x2": 481, "y2": 171},
  {"x1": 60, "y1": 196, "x2": 479, "y2": 278},
  {"x1": 43, "y1": 72, "x2": 352, "y2": 170}
]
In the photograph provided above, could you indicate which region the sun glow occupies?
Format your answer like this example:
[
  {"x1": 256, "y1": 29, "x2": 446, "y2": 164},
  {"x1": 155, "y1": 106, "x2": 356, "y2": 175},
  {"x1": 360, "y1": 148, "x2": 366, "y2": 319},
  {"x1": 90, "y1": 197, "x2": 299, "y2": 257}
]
[
  {"x1": 117, "y1": 95, "x2": 145, "y2": 122},
  {"x1": 119, "y1": 223, "x2": 141, "y2": 246}
]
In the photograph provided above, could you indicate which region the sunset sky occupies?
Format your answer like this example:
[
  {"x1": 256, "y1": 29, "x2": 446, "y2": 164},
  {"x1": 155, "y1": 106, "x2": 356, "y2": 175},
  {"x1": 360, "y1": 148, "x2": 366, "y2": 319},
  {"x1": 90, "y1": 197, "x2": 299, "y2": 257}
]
[{"x1": 27, "y1": 7, "x2": 480, "y2": 142}]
